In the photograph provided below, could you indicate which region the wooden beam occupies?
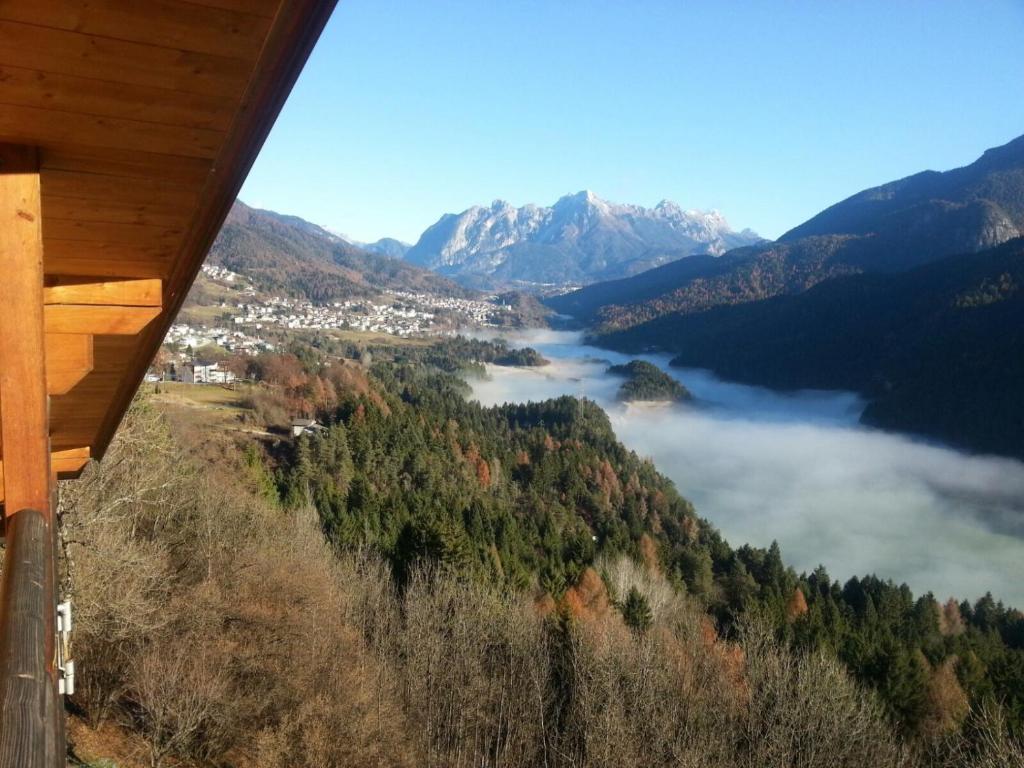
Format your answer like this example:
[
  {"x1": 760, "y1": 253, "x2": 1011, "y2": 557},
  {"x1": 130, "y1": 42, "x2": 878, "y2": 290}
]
[
  {"x1": 44, "y1": 278, "x2": 162, "y2": 307},
  {"x1": 0, "y1": 143, "x2": 51, "y2": 518},
  {"x1": 0, "y1": 450, "x2": 90, "y2": 493},
  {"x1": 50, "y1": 447, "x2": 90, "y2": 477},
  {"x1": 0, "y1": 140, "x2": 64, "y2": 764},
  {"x1": 44, "y1": 334, "x2": 93, "y2": 397},
  {"x1": 44, "y1": 305, "x2": 161, "y2": 336}
]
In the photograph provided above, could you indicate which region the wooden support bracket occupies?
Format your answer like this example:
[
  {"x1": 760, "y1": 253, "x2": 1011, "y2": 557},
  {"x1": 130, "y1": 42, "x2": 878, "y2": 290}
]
[
  {"x1": 42, "y1": 277, "x2": 163, "y2": 336},
  {"x1": 44, "y1": 334, "x2": 93, "y2": 396},
  {"x1": 44, "y1": 304, "x2": 161, "y2": 335}
]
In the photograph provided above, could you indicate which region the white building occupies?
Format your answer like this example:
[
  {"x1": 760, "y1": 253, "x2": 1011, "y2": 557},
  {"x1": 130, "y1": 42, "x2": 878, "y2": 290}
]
[
  {"x1": 291, "y1": 418, "x2": 324, "y2": 438},
  {"x1": 185, "y1": 361, "x2": 236, "y2": 385}
]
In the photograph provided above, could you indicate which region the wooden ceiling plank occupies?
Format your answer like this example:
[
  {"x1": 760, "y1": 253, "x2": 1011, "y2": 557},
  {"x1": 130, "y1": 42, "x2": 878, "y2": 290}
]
[
  {"x1": 44, "y1": 241, "x2": 178, "y2": 274},
  {"x1": 41, "y1": 170, "x2": 198, "y2": 210},
  {"x1": 44, "y1": 333, "x2": 94, "y2": 396},
  {"x1": 44, "y1": 278, "x2": 162, "y2": 308},
  {"x1": 43, "y1": 196, "x2": 191, "y2": 229},
  {"x1": 0, "y1": 0, "x2": 273, "y2": 61},
  {"x1": 0, "y1": 21, "x2": 253, "y2": 98},
  {"x1": 43, "y1": 219, "x2": 183, "y2": 246},
  {"x1": 44, "y1": 255, "x2": 171, "y2": 281},
  {"x1": 0, "y1": 103, "x2": 224, "y2": 160},
  {"x1": 0, "y1": 65, "x2": 235, "y2": 131},
  {"x1": 44, "y1": 305, "x2": 162, "y2": 336},
  {"x1": 177, "y1": 0, "x2": 280, "y2": 20},
  {"x1": 40, "y1": 146, "x2": 212, "y2": 186}
]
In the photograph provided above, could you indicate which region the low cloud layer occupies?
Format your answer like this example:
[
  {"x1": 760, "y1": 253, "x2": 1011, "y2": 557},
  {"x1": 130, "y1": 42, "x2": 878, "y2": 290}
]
[{"x1": 468, "y1": 330, "x2": 1024, "y2": 607}]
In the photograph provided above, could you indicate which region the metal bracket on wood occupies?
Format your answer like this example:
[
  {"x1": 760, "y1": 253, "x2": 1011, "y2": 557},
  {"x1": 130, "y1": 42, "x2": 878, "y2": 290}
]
[{"x1": 55, "y1": 601, "x2": 73, "y2": 697}]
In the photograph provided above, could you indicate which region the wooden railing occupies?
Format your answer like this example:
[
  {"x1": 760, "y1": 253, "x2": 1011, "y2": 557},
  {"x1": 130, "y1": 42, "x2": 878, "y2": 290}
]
[{"x1": 0, "y1": 508, "x2": 64, "y2": 768}]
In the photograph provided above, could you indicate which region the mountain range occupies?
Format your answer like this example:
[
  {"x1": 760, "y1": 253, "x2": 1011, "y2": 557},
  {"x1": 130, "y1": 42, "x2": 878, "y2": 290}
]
[
  {"x1": 550, "y1": 134, "x2": 1024, "y2": 330},
  {"x1": 554, "y1": 133, "x2": 1024, "y2": 457},
  {"x1": 207, "y1": 202, "x2": 470, "y2": 302},
  {"x1": 403, "y1": 191, "x2": 761, "y2": 288},
  {"x1": 603, "y1": 237, "x2": 1024, "y2": 456}
]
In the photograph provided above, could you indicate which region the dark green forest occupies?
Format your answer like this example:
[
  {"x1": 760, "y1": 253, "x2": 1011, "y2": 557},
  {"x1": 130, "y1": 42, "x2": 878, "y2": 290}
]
[
  {"x1": 607, "y1": 360, "x2": 692, "y2": 402},
  {"x1": 252, "y1": 339, "x2": 1024, "y2": 740},
  {"x1": 596, "y1": 238, "x2": 1024, "y2": 458}
]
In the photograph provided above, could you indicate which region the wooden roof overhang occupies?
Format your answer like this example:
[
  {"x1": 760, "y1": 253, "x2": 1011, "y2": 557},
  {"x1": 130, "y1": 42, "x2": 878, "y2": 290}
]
[
  {"x1": 0, "y1": 0, "x2": 337, "y2": 496},
  {"x1": 0, "y1": 4, "x2": 336, "y2": 763}
]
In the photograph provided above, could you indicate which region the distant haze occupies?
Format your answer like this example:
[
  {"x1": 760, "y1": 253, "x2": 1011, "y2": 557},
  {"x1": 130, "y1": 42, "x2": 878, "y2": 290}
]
[{"x1": 468, "y1": 330, "x2": 1024, "y2": 607}]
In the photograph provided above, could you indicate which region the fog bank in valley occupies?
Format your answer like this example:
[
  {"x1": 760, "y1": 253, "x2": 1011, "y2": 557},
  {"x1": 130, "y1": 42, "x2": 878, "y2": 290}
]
[{"x1": 468, "y1": 330, "x2": 1024, "y2": 607}]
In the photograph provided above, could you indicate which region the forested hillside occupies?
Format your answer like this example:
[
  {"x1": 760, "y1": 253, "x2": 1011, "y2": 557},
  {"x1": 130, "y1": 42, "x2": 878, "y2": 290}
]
[
  {"x1": 209, "y1": 202, "x2": 472, "y2": 302},
  {"x1": 598, "y1": 238, "x2": 1024, "y2": 457},
  {"x1": 61, "y1": 337, "x2": 1024, "y2": 766},
  {"x1": 548, "y1": 133, "x2": 1024, "y2": 332}
]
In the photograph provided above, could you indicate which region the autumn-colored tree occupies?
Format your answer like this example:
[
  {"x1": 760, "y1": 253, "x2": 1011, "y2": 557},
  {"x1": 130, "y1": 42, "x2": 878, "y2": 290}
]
[
  {"x1": 562, "y1": 567, "x2": 611, "y2": 621},
  {"x1": 475, "y1": 456, "x2": 491, "y2": 488},
  {"x1": 920, "y1": 657, "x2": 970, "y2": 738},
  {"x1": 255, "y1": 352, "x2": 307, "y2": 389},
  {"x1": 786, "y1": 587, "x2": 809, "y2": 623},
  {"x1": 939, "y1": 597, "x2": 966, "y2": 636}
]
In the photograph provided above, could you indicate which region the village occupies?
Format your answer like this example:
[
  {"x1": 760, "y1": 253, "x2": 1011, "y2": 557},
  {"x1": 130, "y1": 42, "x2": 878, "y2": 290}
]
[{"x1": 157, "y1": 264, "x2": 515, "y2": 385}]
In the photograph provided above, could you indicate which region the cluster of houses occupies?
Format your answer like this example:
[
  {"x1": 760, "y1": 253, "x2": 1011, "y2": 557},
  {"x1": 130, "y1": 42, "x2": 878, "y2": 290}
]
[
  {"x1": 164, "y1": 323, "x2": 274, "y2": 356},
  {"x1": 388, "y1": 290, "x2": 509, "y2": 327},
  {"x1": 228, "y1": 290, "x2": 508, "y2": 336},
  {"x1": 201, "y1": 263, "x2": 251, "y2": 288},
  {"x1": 229, "y1": 295, "x2": 437, "y2": 335}
]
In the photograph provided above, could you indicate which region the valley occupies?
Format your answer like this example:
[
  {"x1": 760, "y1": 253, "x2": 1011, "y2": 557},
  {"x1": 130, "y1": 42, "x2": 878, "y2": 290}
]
[
  {"x1": 12, "y1": 3, "x2": 1023, "y2": 766},
  {"x1": 467, "y1": 329, "x2": 1024, "y2": 607},
  {"x1": 142, "y1": 132, "x2": 1024, "y2": 767}
]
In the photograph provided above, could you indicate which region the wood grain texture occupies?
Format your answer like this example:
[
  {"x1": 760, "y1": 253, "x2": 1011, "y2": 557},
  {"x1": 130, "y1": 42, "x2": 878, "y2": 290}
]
[
  {"x1": 44, "y1": 305, "x2": 162, "y2": 335},
  {"x1": 0, "y1": 64, "x2": 235, "y2": 131},
  {"x1": 40, "y1": 145, "x2": 212, "y2": 186},
  {"x1": 0, "y1": 449, "x2": 90, "y2": 491},
  {"x1": 0, "y1": 103, "x2": 224, "y2": 159},
  {"x1": 0, "y1": 0, "x2": 336, "y2": 466},
  {"x1": 44, "y1": 278, "x2": 162, "y2": 307},
  {"x1": 0, "y1": 20, "x2": 252, "y2": 97},
  {"x1": 44, "y1": 333, "x2": 94, "y2": 396},
  {"x1": 0, "y1": 144, "x2": 51, "y2": 517},
  {"x1": 0, "y1": 508, "x2": 60, "y2": 768},
  {"x1": 0, "y1": 0, "x2": 273, "y2": 60}
]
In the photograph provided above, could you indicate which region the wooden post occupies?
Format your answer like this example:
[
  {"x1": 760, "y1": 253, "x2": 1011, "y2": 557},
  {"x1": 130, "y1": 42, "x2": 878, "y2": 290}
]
[
  {"x1": 0, "y1": 143, "x2": 63, "y2": 767},
  {"x1": 0, "y1": 144, "x2": 51, "y2": 517}
]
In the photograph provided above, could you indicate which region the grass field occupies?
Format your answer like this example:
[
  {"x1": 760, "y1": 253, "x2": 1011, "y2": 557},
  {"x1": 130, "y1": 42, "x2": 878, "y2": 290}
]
[{"x1": 150, "y1": 381, "x2": 249, "y2": 405}]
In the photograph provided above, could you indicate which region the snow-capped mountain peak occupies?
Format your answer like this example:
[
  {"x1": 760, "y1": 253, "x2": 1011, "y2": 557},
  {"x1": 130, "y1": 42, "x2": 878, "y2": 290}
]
[{"x1": 404, "y1": 192, "x2": 760, "y2": 287}]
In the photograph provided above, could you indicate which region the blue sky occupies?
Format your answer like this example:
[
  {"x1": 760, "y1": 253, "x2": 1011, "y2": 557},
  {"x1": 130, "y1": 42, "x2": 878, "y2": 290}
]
[{"x1": 239, "y1": 0, "x2": 1024, "y2": 244}]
